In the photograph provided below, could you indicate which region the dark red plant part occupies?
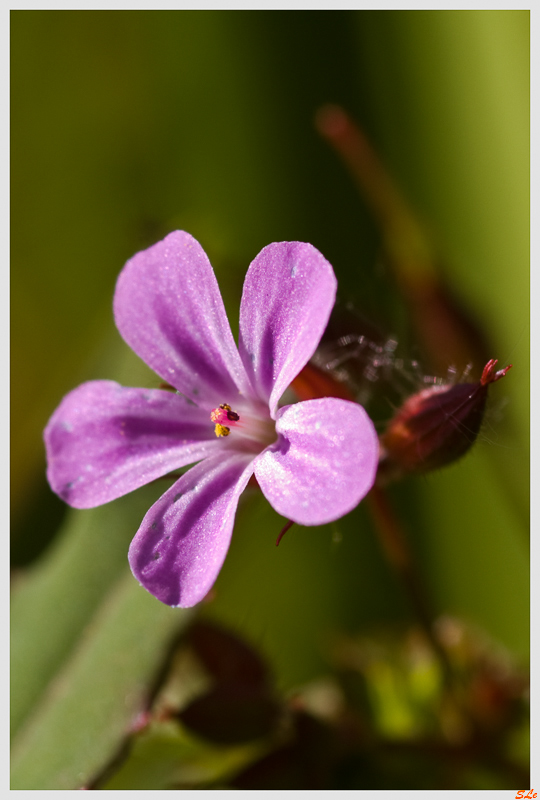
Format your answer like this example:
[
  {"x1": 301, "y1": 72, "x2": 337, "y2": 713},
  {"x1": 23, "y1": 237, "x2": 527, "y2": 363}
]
[{"x1": 377, "y1": 360, "x2": 512, "y2": 484}]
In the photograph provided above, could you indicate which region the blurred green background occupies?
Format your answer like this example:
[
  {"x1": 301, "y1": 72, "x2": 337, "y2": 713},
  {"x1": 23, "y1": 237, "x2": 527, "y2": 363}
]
[{"x1": 11, "y1": 10, "x2": 529, "y2": 790}]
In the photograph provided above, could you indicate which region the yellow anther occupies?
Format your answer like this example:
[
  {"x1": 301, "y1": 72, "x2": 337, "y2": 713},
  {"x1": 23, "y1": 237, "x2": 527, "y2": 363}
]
[{"x1": 214, "y1": 423, "x2": 231, "y2": 438}]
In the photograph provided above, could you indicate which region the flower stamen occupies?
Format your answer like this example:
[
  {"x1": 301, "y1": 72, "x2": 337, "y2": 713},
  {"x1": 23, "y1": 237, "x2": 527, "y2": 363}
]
[
  {"x1": 214, "y1": 423, "x2": 231, "y2": 437},
  {"x1": 211, "y1": 403, "x2": 240, "y2": 438}
]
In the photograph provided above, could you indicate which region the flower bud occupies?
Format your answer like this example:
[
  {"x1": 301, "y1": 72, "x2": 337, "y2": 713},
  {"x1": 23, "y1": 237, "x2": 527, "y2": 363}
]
[{"x1": 377, "y1": 359, "x2": 512, "y2": 484}]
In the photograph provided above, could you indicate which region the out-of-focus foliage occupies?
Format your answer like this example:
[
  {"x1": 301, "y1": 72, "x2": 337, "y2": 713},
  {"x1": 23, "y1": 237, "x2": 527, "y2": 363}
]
[
  {"x1": 92, "y1": 618, "x2": 529, "y2": 790},
  {"x1": 11, "y1": 10, "x2": 528, "y2": 790}
]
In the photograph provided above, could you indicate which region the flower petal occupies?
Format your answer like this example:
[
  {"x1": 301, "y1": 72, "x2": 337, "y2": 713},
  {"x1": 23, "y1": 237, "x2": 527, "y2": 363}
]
[
  {"x1": 114, "y1": 231, "x2": 253, "y2": 407},
  {"x1": 238, "y1": 242, "x2": 337, "y2": 415},
  {"x1": 44, "y1": 381, "x2": 221, "y2": 508},
  {"x1": 254, "y1": 398, "x2": 378, "y2": 525},
  {"x1": 128, "y1": 453, "x2": 255, "y2": 607}
]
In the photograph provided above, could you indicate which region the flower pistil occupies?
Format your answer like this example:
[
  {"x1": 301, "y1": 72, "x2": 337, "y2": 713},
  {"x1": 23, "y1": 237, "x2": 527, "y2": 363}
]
[{"x1": 210, "y1": 402, "x2": 277, "y2": 450}]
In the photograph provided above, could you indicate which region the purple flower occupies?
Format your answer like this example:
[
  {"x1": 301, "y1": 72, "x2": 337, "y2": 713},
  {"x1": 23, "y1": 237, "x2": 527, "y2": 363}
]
[{"x1": 44, "y1": 232, "x2": 378, "y2": 607}]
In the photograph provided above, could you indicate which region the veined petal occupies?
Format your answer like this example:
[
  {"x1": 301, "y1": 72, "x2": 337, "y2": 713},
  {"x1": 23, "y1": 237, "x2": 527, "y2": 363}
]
[
  {"x1": 44, "y1": 381, "x2": 221, "y2": 509},
  {"x1": 114, "y1": 231, "x2": 253, "y2": 408},
  {"x1": 239, "y1": 242, "x2": 337, "y2": 416},
  {"x1": 254, "y1": 398, "x2": 378, "y2": 525},
  {"x1": 128, "y1": 453, "x2": 255, "y2": 607}
]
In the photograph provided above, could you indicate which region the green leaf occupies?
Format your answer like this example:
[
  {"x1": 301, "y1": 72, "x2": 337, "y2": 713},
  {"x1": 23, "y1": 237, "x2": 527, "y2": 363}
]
[
  {"x1": 100, "y1": 720, "x2": 265, "y2": 790},
  {"x1": 11, "y1": 482, "x2": 164, "y2": 736},
  {"x1": 11, "y1": 570, "x2": 191, "y2": 790}
]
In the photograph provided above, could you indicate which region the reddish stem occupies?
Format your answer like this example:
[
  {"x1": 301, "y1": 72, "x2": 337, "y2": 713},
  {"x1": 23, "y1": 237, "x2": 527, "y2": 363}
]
[
  {"x1": 366, "y1": 486, "x2": 455, "y2": 684},
  {"x1": 276, "y1": 519, "x2": 295, "y2": 547}
]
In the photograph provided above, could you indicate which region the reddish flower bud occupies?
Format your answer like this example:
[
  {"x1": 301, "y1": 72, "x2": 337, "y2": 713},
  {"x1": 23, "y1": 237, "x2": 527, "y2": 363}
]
[{"x1": 377, "y1": 359, "x2": 512, "y2": 484}]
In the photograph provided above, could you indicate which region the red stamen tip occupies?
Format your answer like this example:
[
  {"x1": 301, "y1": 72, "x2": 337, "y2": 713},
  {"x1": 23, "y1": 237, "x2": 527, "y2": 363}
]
[
  {"x1": 480, "y1": 359, "x2": 513, "y2": 386},
  {"x1": 276, "y1": 519, "x2": 294, "y2": 547}
]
